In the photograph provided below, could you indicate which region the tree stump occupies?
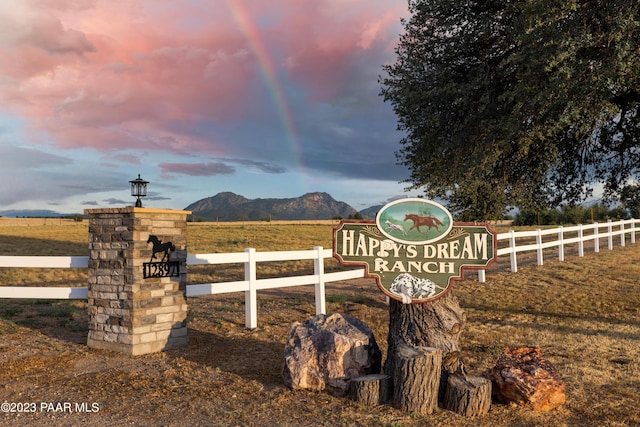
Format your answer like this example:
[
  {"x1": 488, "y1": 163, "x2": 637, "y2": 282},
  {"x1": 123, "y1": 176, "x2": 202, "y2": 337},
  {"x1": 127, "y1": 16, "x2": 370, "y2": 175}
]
[
  {"x1": 392, "y1": 344, "x2": 442, "y2": 415},
  {"x1": 442, "y1": 373, "x2": 492, "y2": 416},
  {"x1": 384, "y1": 292, "x2": 466, "y2": 376},
  {"x1": 349, "y1": 374, "x2": 391, "y2": 406},
  {"x1": 384, "y1": 291, "x2": 466, "y2": 402}
]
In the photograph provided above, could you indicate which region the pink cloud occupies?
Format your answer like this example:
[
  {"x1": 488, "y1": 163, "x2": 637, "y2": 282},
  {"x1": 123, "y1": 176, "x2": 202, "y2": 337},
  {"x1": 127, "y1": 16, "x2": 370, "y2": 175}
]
[
  {"x1": 0, "y1": 0, "x2": 407, "y2": 153},
  {"x1": 280, "y1": 1, "x2": 405, "y2": 101}
]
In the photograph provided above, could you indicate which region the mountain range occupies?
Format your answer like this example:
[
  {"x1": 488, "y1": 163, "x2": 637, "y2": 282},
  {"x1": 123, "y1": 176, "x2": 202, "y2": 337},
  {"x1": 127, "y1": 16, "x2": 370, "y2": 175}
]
[
  {"x1": 0, "y1": 192, "x2": 383, "y2": 220},
  {"x1": 185, "y1": 192, "x2": 375, "y2": 221}
]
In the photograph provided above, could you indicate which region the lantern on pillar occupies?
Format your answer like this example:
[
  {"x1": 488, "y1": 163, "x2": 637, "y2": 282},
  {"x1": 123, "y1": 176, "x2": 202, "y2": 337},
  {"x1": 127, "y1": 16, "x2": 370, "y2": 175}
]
[{"x1": 129, "y1": 174, "x2": 148, "y2": 207}]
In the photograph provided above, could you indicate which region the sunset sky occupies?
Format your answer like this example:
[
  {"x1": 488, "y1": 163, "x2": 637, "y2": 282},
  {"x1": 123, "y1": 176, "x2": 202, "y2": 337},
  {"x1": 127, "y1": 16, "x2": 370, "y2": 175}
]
[{"x1": 0, "y1": 0, "x2": 420, "y2": 214}]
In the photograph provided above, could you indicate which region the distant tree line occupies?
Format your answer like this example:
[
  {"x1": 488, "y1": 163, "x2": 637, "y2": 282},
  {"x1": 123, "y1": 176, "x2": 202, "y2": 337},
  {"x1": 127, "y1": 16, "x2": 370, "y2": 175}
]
[
  {"x1": 513, "y1": 184, "x2": 640, "y2": 225},
  {"x1": 513, "y1": 203, "x2": 635, "y2": 226},
  {"x1": 333, "y1": 213, "x2": 364, "y2": 220},
  {"x1": 7, "y1": 215, "x2": 85, "y2": 222}
]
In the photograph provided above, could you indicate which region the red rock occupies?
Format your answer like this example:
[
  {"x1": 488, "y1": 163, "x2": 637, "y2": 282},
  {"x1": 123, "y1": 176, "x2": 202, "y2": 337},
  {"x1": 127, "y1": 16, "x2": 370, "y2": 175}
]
[{"x1": 484, "y1": 346, "x2": 566, "y2": 411}]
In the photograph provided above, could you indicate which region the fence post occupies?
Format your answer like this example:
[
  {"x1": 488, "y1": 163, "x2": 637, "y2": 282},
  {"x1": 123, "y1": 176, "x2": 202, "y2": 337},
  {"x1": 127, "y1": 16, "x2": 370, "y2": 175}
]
[
  {"x1": 478, "y1": 269, "x2": 486, "y2": 283},
  {"x1": 607, "y1": 220, "x2": 613, "y2": 250},
  {"x1": 594, "y1": 222, "x2": 600, "y2": 252},
  {"x1": 632, "y1": 220, "x2": 636, "y2": 244},
  {"x1": 244, "y1": 248, "x2": 257, "y2": 329},
  {"x1": 620, "y1": 221, "x2": 625, "y2": 247},
  {"x1": 577, "y1": 224, "x2": 584, "y2": 257},
  {"x1": 509, "y1": 230, "x2": 518, "y2": 273},
  {"x1": 536, "y1": 228, "x2": 543, "y2": 266},
  {"x1": 558, "y1": 226, "x2": 564, "y2": 262},
  {"x1": 313, "y1": 246, "x2": 326, "y2": 315}
]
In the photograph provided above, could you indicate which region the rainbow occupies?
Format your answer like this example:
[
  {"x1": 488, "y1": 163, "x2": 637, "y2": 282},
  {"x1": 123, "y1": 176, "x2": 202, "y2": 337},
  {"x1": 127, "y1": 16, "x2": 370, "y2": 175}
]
[{"x1": 225, "y1": 1, "x2": 305, "y2": 175}]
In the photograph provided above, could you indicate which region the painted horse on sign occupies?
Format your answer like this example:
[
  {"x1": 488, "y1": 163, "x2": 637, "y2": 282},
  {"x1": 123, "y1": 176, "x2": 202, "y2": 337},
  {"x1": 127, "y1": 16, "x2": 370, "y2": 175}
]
[{"x1": 404, "y1": 214, "x2": 445, "y2": 233}]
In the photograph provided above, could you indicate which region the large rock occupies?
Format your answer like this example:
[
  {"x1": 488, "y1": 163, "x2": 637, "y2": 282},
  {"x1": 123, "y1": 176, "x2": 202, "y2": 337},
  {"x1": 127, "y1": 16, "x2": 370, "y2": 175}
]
[
  {"x1": 484, "y1": 347, "x2": 566, "y2": 411},
  {"x1": 282, "y1": 313, "x2": 382, "y2": 396}
]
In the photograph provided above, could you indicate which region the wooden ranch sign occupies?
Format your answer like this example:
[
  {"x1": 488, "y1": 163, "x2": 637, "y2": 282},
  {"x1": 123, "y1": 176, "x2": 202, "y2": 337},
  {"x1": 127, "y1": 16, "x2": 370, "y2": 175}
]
[{"x1": 333, "y1": 198, "x2": 497, "y2": 304}]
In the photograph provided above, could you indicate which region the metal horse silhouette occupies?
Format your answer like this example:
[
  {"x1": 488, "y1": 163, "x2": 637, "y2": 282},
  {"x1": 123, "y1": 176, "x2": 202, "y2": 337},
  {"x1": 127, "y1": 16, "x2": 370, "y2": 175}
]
[
  {"x1": 147, "y1": 235, "x2": 175, "y2": 262},
  {"x1": 404, "y1": 213, "x2": 445, "y2": 233}
]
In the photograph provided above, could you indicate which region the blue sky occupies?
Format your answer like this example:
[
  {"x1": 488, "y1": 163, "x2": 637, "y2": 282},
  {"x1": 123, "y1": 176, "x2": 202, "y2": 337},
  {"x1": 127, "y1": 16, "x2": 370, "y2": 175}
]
[{"x1": 0, "y1": 0, "x2": 422, "y2": 214}]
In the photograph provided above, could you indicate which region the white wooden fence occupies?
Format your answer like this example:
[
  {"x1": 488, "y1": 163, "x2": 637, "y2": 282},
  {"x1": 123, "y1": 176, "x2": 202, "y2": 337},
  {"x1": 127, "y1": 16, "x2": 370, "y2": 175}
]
[
  {"x1": 477, "y1": 218, "x2": 639, "y2": 283},
  {"x1": 0, "y1": 247, "x2": 365, "y2": 329},
  {"x1": 185, "y1": 247, "x2": 364, "y2": 328},
  {"x1": 0, "y1": 256, "x2": 89, "y2": 299},
  {"x1": 1, "y1": 218, "x2": 638, "y2": 328}
]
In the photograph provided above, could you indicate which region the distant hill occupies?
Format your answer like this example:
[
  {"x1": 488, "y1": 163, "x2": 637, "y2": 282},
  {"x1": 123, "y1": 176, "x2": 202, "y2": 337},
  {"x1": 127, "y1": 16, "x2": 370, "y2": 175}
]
[
  {"x1": 0, "y1": 209, "x2": 83, "y2": 218},
  {"x1": 185, "y1": 192, "x2": 359, "y2": 221},
  {"x1": 359, "y1": 205, "x2": 383, "y2": 220}
]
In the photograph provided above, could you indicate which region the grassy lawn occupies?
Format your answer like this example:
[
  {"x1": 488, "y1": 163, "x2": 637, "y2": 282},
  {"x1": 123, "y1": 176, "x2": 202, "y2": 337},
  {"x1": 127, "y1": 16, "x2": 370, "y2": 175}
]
[{"x1": 0, "y1": 220, "x2": 638, "y2": 426}]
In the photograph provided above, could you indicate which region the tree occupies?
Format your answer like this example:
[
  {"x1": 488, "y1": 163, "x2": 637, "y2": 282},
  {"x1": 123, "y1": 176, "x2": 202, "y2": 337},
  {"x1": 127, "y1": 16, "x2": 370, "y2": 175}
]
[
  {"x1": 381, "y1": 0, "x2": 640, "y2": 220},
  {"x1": 620, "y1": 184, "x2": 640, "y2": 218},
  {"x1": 512, "y1": 202, "x2": 629, "y2": 225}
]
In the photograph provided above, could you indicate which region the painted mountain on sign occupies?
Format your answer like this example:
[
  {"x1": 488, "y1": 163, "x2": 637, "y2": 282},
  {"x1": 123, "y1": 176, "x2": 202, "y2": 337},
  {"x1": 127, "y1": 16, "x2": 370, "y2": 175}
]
[{"x1": 185, "y1": 192, "x2": 358, "y2": 221}]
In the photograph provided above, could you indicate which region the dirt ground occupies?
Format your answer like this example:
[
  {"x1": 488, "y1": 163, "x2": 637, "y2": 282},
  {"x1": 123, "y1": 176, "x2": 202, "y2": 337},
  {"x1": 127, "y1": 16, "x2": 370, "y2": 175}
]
[{"x1": 1, "y1": 246, "x2": 640, "y2": 426}]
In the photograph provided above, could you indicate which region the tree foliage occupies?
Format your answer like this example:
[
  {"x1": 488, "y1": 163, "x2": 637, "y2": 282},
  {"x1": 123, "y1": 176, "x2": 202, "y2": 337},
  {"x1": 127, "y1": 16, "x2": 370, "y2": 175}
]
[
  {"x1": 513, "y1": 202, "x2": 630, "y2": 226},
  {"x1": 620, "y1": 184, "x2": 640, "y2": 218},
  {"x1": 381, "y1": 0, "x2": 640, "y2": 221}
]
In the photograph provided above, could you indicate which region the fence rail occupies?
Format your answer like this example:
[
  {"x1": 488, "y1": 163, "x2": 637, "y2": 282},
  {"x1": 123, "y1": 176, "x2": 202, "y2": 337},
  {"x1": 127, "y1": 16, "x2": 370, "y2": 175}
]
[
  {"x1": 0, "y1": 256, "x2": 90, "y2": 299},
  {"x1": 1, "y1": 218, "x2": 638, "y2": 328},
  {"x1": 0, "y1": 247, "x2": 365, "y2": 329},
  {"x1": 477, "y1": 219, "x2": 638, "y2": 282},
  {"x1": 186, "y1": 247, "x2": 364, "y2": 328}
]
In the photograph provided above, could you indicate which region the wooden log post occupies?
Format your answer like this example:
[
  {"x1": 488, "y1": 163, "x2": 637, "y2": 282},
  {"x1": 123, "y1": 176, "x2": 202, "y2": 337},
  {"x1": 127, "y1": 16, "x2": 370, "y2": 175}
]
[
  {"x1": 384, "y1": 291, "x2": 466, "y2": 402},
  {"x1": 392, "y1": 344, "x2": 442, "y2": 415},
  {"x1": 349, "y1": 374, "x2": 391, "y2": 406},
  {"x1": 442, "y1": 373, "x2": 492, "y2": 416}
]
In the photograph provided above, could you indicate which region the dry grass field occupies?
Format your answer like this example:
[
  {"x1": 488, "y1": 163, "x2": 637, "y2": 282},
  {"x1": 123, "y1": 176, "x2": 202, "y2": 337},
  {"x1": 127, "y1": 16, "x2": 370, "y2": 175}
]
[{"x1": 0, "y1": 221, "x2": 639, "y2": 426}]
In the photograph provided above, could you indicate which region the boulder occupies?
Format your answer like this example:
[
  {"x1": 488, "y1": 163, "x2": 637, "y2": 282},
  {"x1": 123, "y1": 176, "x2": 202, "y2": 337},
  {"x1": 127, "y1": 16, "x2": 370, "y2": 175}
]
[
  {"x1": 282, "y1": 313, "x2": 382, "y2": 396},
  {"x1": 484, "y1": 346, "x2": 566, "y2": 411}
]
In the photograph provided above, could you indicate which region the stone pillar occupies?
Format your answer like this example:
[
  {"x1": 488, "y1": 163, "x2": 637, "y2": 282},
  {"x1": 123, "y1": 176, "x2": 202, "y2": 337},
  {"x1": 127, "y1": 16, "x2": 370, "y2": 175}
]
[{"x1": 85, "y1": 207, "x2": 190, "y2": 355}]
